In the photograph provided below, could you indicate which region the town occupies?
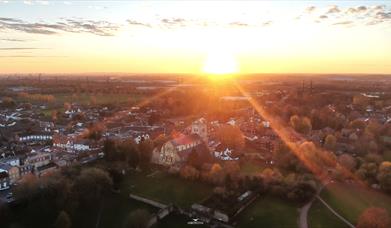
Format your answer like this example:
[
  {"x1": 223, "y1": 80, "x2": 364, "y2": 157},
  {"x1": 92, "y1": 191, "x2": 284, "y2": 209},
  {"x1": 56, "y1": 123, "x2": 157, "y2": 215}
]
[{"x1": 1, "y1": 74, "x2": 391, "y2": 228}]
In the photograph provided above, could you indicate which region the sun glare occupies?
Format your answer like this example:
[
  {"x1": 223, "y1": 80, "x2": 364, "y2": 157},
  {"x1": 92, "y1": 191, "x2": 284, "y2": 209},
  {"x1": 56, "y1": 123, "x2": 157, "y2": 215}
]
[{"x1": 202, "y1": 50, "x2": 239, "y2": 77}]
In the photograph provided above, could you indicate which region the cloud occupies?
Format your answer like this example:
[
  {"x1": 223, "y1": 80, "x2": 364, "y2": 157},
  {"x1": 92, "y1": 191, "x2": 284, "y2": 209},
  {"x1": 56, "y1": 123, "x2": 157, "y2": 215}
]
[
  {"x1": 0, "y1": 47, "x2": 45, "y2": 50},
  {"x1": 0, "y1": 18, "x2": 24, "y2": 23},
  {"x1": 346, "y1": 6, "x2": 367, "y2": 14},
  {"x1": 0, "y1": 0, "x2": 9, "y2": 4},
  {"x1": 303, "y1": 4, "x2": 391, "y2": 27},
  {"x1": 229, "y1": 21, "x2": 249, "y2": 27},
  {"x1": 0, "y1": 38, "x2": 29, "y2": 42},
  {"x1": 376, "y1": 11, "x2": 391, "y2": 20},
  {"x1": 306, "y1": 6, "x2": 316, "y2": 13},
  {"x1": 64, "y1": 19, "x2": 119, "y2": 36},
  {"x1": 332, "y1": 21, "x2": 354, "y2": 26},
  {"x1": 262, "y1": 20, "x2": 273, "y2": 26},
  {"x1": 0, "y1": 55, "x2": 67, "y2": 58},
  {"x1": 366, "y1": 20, "x2": 384, "y2": 26},
  {"x1": 0, "y1": 17, "x2": 120, "y2": 36},
  {"x1": 160, "y1": 18, "x2": 187, "y2": 28},
  {"x1": 326, "y1": 5, "x2": 341, "y2": 14},
  {"x1": 373, "y1": 5, "x2": 385, "y2": 11},
  {"x1": 23, "y1": 0, "x2": 50, "y2": 5},
  {"x1": 36, "y1": 1, "x2": 49, "y2": 5},
  {"x1": 127, "y1": 20, "x2": 151, "y2": 28}
]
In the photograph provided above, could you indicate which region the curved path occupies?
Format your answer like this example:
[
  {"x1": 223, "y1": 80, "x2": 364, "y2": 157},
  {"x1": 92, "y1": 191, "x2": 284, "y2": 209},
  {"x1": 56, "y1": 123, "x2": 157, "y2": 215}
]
[
  {"x1": 298, "y1": 182, "x2": 328, "y2": 228},
  {"x1": 316, "y1": 196, "x2": 355, "y2": 228},
  {"x1": 298, "y1": 181, "x2": 355, "y2": 228}
]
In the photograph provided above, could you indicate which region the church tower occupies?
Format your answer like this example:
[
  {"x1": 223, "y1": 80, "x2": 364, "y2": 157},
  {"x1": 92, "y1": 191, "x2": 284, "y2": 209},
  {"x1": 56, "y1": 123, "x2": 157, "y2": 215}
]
[{"x1": 191, "y1": 118, "x2": 208, "y2": 142}]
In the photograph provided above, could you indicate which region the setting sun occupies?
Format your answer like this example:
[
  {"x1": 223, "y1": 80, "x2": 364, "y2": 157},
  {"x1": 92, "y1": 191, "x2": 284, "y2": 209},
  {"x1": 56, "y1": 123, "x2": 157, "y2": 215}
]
[{"x1": 202, "y1": 50, "x2": 239, "y2": 76}]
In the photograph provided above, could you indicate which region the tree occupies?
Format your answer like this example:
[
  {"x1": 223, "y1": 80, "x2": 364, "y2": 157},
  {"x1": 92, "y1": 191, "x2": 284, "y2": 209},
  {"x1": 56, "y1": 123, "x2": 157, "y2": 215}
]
[
  {"x1": 224, "y1": 161, "x2": 240, "y2": 176},
  {"x1": 63, "y1": 102, "x2": 71, "y2": 110},
  {"x1": 180, "y1": 165, "x2": 199, "y2": 180},
  {"x1": 187, "y1": 149, "x2": 200, "y2": 168},
  {"x1": 123, "y1": 209, "x2": 151, "y2": 228},
  {"x1": 216, "y1": 125, "x2": 245, "y2": 153},
  {"x1": 338, "y1": 154, "x2": 357, "y2": 171},
  {"x1": 54, "y1": 211, "x2": 71, "y2": 228},
  {"x1": 103, "y1": 139, "x2": 117, "y2": 161},
  {"x1": 73, "y1": 168, "x2": 113, "y2": 205},
  {"x1": 13, "y1": 174, "x2": 39, "y2": 201},
  {"x1": 1, "y1": 97, "x2": 16, "y2": 108},
  {"x1": 324, "y1": 134, "x2": 337, "y2": 150},
  {"x1": 287, "y1": 181, "x2": 317, "y2": 204},
  {"x1": 377, "y1": 161, "x2": 391, "y2": 193},
  {"x1": 357, "y1": 207, "x2": 391, "y2": 228},
  {"x1": 138, "y1": 139, "x2": 153, "y2": 164},
  {"x1": 290, "y1": 115, "x2": 312, "y2": 134},
  {"x1": 350, "y1": 119, "x2": 366, "y2": 130},
  {"x1": 85, "y1": 123, "x2": 105, "y2": 141}
]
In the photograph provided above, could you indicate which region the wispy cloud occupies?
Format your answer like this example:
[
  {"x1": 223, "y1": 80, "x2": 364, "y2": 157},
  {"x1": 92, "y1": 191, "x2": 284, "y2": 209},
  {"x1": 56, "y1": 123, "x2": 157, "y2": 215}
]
[
  {"x1": 0, "y1": 17, "x2": 120, "y2": 36},
  {"x1": 0, "y1": 47, "x2": 46, "y2": 50},
  {"x1": 302, "y1": 4, "x2": 391, "y2": 27},
  {"x1": 161, "y1": 18, "x2": 187, "y2": 28},
  {"x1": 346, "y1": 6, "x2": 367, "y2": 14},
  {"x1": 305, "y1": 6, "x2": 316, "y2": 13},
  {"x1": 127, "y1": 20, "x2": 151, "y2": 28},
  {"x1": 332, "y1": 21, "x2": 354, "y2": 26},
  {"x1": 262, "y1": 20, "x2": 273, "y2": 27},
  {"x1": 326, "y1": 5, "x2": 341, "y2": 14},
  {"x1": 229, "y1": 21, "x2": 249, "y2": 27},
  {"x1": 0, "y1": 38, "x2": 30, "y2": 42},
  {"x1": 23, "y1": 0, "x2": 49, "y2": 5},
  {"x1": 0, "y1": 55, "x2": 67, "y2": 58}
]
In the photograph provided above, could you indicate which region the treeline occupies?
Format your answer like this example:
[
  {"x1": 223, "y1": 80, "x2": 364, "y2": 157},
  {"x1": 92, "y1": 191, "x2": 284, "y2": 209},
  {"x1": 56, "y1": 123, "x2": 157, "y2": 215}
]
[{"x1": 1, "y1": 166, "x2": 113, "y2": 228}]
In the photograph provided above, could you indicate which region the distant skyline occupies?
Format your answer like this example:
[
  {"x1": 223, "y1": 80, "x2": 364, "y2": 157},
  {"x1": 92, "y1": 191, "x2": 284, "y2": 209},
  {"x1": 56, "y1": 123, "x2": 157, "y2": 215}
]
[{"x1": 0, "y1": 0, "x2": 390, "y2": 74}]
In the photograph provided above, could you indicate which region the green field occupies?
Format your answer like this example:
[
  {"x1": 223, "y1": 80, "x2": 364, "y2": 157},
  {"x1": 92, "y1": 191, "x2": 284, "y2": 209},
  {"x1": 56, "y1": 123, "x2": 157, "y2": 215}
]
[
  {"x1": 240, "y1": 161, "x2": 266, "y2": 175},
  {"x1": 318, "y1": 183, "x2": 391, "y2": 225},
  {"x1": 122, "y1": 171, "x2": 213, "y2": 208},
  {"x1": 236, "y1": 195, "x2": 299, "y2": 228},
  {"x1": 16, "y1": 93, "x2": 146, "y2": 106},
  {"x1": 54, "y1": 93, "x2": 142, "y2": 106},
  {"x1": 308, "y1": 199, "x2": 350, "y2": 228}
]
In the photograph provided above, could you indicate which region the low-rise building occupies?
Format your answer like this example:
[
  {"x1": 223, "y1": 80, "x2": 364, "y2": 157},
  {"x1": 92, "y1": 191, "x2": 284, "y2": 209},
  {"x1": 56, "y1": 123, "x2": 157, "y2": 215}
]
[
  {"x1": 0, "y1": 163, "x2": 20, "y2": 184},
  {"x1": 0, "y1": 171, "x2": 10, "y2": 191}
]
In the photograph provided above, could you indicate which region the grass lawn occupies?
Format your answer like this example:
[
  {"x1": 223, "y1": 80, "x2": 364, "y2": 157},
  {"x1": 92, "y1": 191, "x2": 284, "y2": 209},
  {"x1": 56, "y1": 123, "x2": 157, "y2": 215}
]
[
  {"x1": 97, "y1": 194, "x2": 158, "y2": 228},
  {"x1": 319, "y1": 183, "x2": 391, "y2": 225},
  {"x1": 122, "y1": 171, "x2": 213, "y2": 208},
  {"x1": 236, "y1": 195, "x2": 299, "y2": 228},
  {"x1": 308, "y1": 199, "x2": 350, "y2": 228}
]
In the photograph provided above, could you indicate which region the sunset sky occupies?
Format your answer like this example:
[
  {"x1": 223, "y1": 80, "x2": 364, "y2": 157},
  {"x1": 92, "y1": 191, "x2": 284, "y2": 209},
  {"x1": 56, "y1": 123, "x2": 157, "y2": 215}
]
[{"x1": 0, "y1": 0, "x2": 390, "y2": 74}]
